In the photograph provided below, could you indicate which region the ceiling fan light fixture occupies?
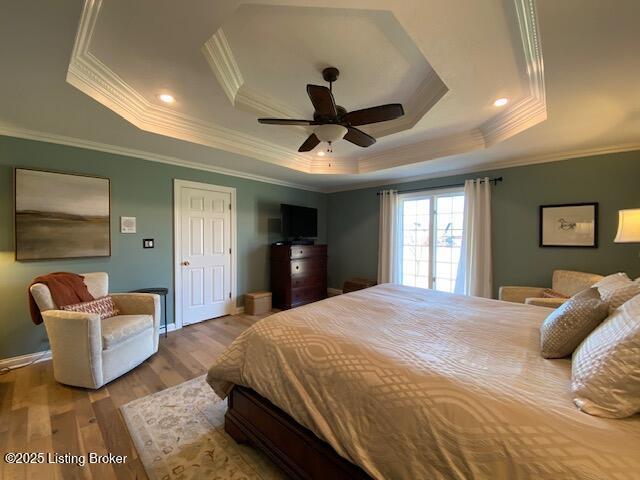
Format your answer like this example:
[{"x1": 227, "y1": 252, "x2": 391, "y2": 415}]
[
  {"x1": 314, "y1": 124, "x2": 347, "y2": 143},
  {"x1": 317, "y1": 151, "x2": 326, "y2": 156},
  {"x1": 493, "y1": 97, "x2": 508, "y2": 107}
]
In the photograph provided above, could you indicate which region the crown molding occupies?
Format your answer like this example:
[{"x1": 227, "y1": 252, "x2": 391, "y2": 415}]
[
  {"x1": 0, "y1": 125, "x2": 323, "y2": 192},
  {"x1": 204, "y1": 26, "x2": 449, "y2": 139},
  {"x1": 3, "y1": 124, "x2": 636, "y2": 195},
  {"x1": 202, "y1": 29, "x2": 244, "y2": 106},
  {"x1": 324, "y1": 142, "x2": 640, "y2": 193},
  {"x1": 66, "y1": 0, "x2": 547, "y2": 176},
  {"x1": 202, "y1": 29, "x2": 307, "y2": 123},
  {"x1": 368, "y1": 68, "x2": 449, "y2": 138},
  {"x1": 358, "y1": 129, "x2": 486, "y2": 173},
  {"x1": 68, "y1": 0, "x2": 312, "y2": 173}
]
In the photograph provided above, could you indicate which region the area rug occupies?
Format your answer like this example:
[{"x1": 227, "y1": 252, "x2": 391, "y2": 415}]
[{"x1": 120, "y1": 375, "x2": 284, "y2": 479}]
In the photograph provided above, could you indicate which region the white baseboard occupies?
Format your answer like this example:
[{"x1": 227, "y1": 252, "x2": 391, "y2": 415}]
[
  {"x1": 327, "y1": 288, "x2": 343, "y2": 297},
  {"x1": 0, "y1": 350, "x2": 52, "y2": 370}
]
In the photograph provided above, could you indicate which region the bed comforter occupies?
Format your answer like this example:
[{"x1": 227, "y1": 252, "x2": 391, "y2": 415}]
[{"x1": 207, "y1": 284, "x2": 640, "y2": 479}]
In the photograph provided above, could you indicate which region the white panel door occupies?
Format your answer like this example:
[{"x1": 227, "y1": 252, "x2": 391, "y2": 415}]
[{"x1": 179, "y1": 186, "x2": 231, "y2": 325}]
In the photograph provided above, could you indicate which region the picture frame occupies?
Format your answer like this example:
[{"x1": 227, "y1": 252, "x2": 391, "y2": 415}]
[
  {"x1": 539, "y1": 202, "x2": 598, "y2": 248},
  {"x1": 14, "y1": 168, "x2": 111, "y2": 260}
]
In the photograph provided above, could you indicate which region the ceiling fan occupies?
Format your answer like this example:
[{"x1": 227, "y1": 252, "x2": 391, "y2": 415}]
[{"x1": 258, "y1": 67, "x2": 404, "y2": 153}]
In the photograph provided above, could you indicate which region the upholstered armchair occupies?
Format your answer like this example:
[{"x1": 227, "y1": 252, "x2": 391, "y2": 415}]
[
  {"x1": 499, "y1": 269, "x2": 603, "y2": 308},
  {"x1": 30, "y1": 272, "x2": 160, "y2": 389}
]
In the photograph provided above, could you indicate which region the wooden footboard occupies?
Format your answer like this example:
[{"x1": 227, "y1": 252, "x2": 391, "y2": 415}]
[{"x1": 225, "y1": 386, "x2": 372, "y2": 480}]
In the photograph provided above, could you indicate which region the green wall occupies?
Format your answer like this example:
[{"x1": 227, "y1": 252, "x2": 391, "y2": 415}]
[
  {"x1": 2, "y1": 134, "x2": 639, "y2": 360},
  {"x1": 0, "y1": 136, "x2": 327, "y2": 359},
  {"x1": 327, "y1": 150, "x2": 640, "y2": 293}
]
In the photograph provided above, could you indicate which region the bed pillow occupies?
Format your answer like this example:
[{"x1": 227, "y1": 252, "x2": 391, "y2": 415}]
[
  {"x1": 61, "y1": 296, "x2": 120, "y2": 320},
  {"x1": 540, "y1": 288, "x2": 609, "y2": 358},
  {"x1": 571, "y1": 294, "x2": 640, "y2": 418},
  {"x1": 594, "y1": 273, "x2": 640, "y2": 312}
]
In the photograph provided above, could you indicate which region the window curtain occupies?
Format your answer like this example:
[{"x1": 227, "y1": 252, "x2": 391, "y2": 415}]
[
  {"x1": 454, "y1": 178, "x2": 492, "y2": 297},
  {"x1": 377, "y1": 190, "x2": 399, "y2": 284}
]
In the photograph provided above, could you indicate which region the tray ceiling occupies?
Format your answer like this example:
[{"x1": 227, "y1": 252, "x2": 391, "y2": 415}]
[
  {"x1": 1, "y1": 0, "x2": 638, "y2": 191},
  {"x1": 66, "y1": 0, "x2": 544, "y2": 175}
]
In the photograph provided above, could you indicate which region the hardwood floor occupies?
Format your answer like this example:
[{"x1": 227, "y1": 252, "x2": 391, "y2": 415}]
[{"x1": 0, "y1": 312, "x2": 268, "y2": 480}]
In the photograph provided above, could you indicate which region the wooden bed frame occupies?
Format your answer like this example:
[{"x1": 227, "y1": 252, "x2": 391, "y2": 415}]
[{"x1": 225, "y1": 386, "x2": 372, "y2": 480}]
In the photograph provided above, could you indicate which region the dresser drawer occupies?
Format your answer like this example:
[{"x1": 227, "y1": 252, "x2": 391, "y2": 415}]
[
  {"x1": 289, "y1": 245, "x2": 327, "y2": 259},
  {"x1": 291, "y1": 286, "x2": 325, "y2": 306},
  {"x1": 291, "y1": 258, "x2": 326, "y2": 276},
  {"x1": 291, "y1": 273, "x2": 325, "y2": 289}
]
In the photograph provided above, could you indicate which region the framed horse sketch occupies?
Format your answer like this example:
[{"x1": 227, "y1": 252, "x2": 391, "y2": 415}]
[{"x1": 539, "y1": 203, "x2": 598, "y2": 248}]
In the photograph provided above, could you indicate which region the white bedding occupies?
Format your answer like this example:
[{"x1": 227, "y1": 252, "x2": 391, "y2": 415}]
[{"x1": 207, "y1": 284, "x2": 640, "y2": 479}]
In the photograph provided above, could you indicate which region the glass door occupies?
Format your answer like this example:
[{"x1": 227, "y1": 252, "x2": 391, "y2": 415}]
[{"x1": 398, "y1": 190, "x2": 464, "y2": 292}]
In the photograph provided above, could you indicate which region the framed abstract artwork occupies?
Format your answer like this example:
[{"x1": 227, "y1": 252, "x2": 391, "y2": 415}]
[
  {"x1": 539, "y1": 203, "x2": 598, "y2": 248},
  {"x1": 14, "y1": 168, "x2": 111, "y2": 260}
]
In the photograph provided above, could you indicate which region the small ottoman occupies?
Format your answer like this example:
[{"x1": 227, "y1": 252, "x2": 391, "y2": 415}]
[{"x1": 245, "y1": 291, "x2": 272, "y2": 315}]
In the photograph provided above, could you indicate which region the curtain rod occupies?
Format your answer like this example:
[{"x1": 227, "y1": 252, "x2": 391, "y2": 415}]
[{"x1": 376, "y1": 176, "x2": 503, "y2": 196}]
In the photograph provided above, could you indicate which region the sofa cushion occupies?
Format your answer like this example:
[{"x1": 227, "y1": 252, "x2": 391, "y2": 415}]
[
  {"x1": 571, "y1": 294, "x2": 640, "y2": 418},
  {"x1": 551, "y1": 270, "x2": 603, "y2": 297},
  {"x1": 101, "y1": 314, "x2": 153, "y2": 350},
  {"x1": 540, "y1": 288, "x2": 609, "y2": 358},
  {"x1": 61, "y1": 296, "x2": 119, "y2": 320}
]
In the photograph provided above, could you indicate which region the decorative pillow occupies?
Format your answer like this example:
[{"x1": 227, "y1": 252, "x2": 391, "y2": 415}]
[
  {"x1": 61, "y1": 296, "x2": 119, "y2": 320},
  {"x1": 540, "y1": 288, "x2": 609, "y2": 358},
  {"x1": 594, "y1": 273, "x2": 640, "y2": 312},
  {"x1": 571, "y1": 294, "x2": 640, "y2": 418},
  {"x1": 541, "y1": 288, "x2": 569, "y2": 299}
]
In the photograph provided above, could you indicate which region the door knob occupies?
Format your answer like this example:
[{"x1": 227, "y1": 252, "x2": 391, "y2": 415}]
[{"x1": 181, "y1": 261, "x2": 190, "y2": 266}]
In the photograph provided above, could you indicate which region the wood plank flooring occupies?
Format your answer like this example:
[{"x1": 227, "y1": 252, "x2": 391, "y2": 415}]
[{"x1": 0, "y1": 312, "x2": 268, "y2": 480}]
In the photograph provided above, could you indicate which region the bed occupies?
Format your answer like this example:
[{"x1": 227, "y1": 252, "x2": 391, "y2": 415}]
[{"x1": 207, "y1": 284, "x2": 640, "y2": 479}]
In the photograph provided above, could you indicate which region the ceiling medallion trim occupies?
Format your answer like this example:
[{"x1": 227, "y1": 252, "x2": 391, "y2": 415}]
[{"x1": 68, "y1": 0, "x2": 546, "y2": 175}]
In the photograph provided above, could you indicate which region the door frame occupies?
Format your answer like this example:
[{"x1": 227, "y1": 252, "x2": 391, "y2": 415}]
[{"x1": 173, "y1": 179, "x2": 237, "y2": 329}]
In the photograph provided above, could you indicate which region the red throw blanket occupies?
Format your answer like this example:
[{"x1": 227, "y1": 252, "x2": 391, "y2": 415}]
[{"x1": 29, "y1": 272, "x2": 94, "y2": 325}]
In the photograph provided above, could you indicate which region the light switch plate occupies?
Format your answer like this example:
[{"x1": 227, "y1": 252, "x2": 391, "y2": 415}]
[{"x1": 143, "y1": 238, "x2": 154, "y2": 248}]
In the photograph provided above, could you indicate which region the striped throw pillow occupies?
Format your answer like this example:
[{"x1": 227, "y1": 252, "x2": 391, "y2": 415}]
[
  {"x1": 571, "y1": 293, "x2": 640, "y2": 418},
  {"x1": 61, "y1": 296, "x2": 119, "y2": 319}
]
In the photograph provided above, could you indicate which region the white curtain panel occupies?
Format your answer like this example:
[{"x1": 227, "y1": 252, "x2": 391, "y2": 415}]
[
  {"x1": 377, "y1": 190, "x2": 399, "y2": 284},
  {"x1": 454, "y1": 178, "x2": 493, "y2": 298}
]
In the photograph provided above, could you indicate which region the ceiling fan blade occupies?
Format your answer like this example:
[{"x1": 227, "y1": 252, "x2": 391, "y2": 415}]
[
  {"x1": 258, "y1": 118, "x2": 314, "y2": 125},
  {"x1": 298, "y1": 133, "x2": 321, "y2": 152},
  {"x1": 306, "y1": 85, "x2": 338, "y2": 117},
  {"x1": 344, "y1": 127, "x2": 376, "y2": 148},
  {"x1": 343, "y1": 104, "x2": 404, "y2": 126}
]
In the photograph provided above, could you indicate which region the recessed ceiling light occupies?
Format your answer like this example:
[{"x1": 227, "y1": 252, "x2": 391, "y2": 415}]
[
  {"x1": 493, "y1": 97, "x2": 508, "y2": 107},
  {"x1": 158, "y1": 93, "x2": 175, "y2": 104},
  {"x1": 317, "y1": 151, "x2": 326, "y2": 157}
]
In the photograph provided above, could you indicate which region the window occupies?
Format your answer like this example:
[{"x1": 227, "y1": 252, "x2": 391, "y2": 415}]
[{"x1": 398, "y1": 189, "x2": 465, "y2": 293}]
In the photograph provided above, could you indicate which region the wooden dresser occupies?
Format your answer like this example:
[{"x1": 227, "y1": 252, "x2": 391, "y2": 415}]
[{"x1": 270, "y1": 244, "x2": 327, "y2": 309}]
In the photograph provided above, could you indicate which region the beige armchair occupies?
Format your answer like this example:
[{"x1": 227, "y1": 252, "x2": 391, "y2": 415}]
[
  {"x1": 30, "y1": 272, "x2": 160, "y2": 389},
  {"x1": 499, "y1": 270, "x2": 603, "y2": 308}
]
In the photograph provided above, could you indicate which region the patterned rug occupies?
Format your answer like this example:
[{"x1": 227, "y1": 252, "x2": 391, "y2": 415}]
[{"x1": 120, "y1": 375, "x2": 284, "y2": 480}]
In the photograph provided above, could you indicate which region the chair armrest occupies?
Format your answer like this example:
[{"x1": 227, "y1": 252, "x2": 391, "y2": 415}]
[
  {"x1": 110, "y1": 293, "x2": 161, "y2": 350},
  {"x1": 524, "y1": 297, "x2": 567, "y2": 309},
  {"x1": 41, "y1": 310, "x2": 103, "y2": 388},
  {"x1": 498, "y1": 286, "x2": 546, "y2": 303}
]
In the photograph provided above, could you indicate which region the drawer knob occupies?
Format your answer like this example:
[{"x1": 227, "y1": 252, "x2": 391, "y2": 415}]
[
  {"x1": 299, "y1": 250, "x2": 303, "y2": 254},
  {"x1": 295, "y1": 266, "x2": 299, "y2": 270}
]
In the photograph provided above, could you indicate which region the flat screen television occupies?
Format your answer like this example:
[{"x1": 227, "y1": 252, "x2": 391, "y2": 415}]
[{"x1": 281, "y1": 204, "x2": 317, "y2": 239}]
